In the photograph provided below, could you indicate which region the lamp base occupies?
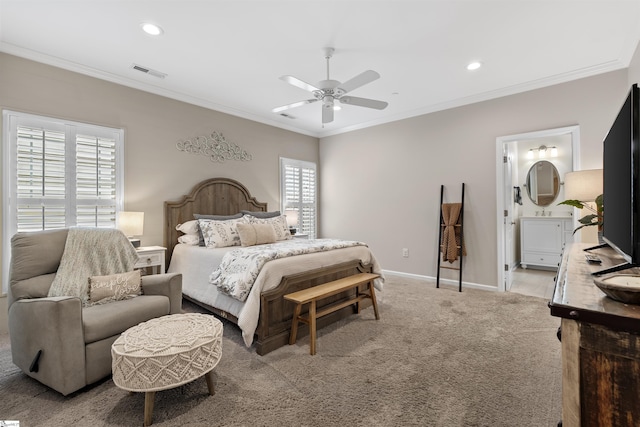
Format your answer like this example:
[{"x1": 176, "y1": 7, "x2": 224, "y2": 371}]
[{"x1": 128, "y1": 238, "x2": 141, "y2": 248}]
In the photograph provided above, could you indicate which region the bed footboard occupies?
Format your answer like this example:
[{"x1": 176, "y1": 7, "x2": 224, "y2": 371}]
[
  {"x1": 255, "y1": 260, "x2": 374, "y2": 355},
  {"x1": 182, "y1": 294, "x2": 240, "y2": 325}
]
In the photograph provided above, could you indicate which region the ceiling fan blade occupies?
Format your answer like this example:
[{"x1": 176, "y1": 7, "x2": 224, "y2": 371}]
[
  {"x1": 339, "y1": 96, "x2": 388, "y2": 110},
  {"x1": 272, "y1": 99, "x2": 319, "y2": 113},
  {"x1": 280, "y1": 75, "x2": 321, "y2": 93},
  {"x1": 336, "y1": 70, "x2": 380, "y2": 94},
  {"x1": 322, "y1": 104, "x2": 334, "y2": 123}
]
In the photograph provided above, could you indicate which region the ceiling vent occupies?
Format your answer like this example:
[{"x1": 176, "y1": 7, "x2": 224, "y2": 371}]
[
  {"x1": 279, "y1": 113, "x2": 296, "y2": 119},
  {"x1": 131, "y1": 63, "x2": 167, "y2": 79}
]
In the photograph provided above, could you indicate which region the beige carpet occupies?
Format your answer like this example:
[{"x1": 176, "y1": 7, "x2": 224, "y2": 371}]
[{"x1": 0, "y1": 276, "x2": 562, "y2": 426}]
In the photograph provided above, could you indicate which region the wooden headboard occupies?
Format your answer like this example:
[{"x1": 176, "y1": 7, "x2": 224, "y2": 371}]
[{"x1": 164, "y1": 177, "x2": 268, "y2": 266}]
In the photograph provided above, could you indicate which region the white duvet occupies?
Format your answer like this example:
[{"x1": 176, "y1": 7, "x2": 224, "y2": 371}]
[{"x1": 168, "y1": 241, "x2": 384, "y2": 347}]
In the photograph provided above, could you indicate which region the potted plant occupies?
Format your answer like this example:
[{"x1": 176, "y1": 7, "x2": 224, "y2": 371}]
[{"x1": 558, "y1": 193, "x2": 603, "y2": 234}]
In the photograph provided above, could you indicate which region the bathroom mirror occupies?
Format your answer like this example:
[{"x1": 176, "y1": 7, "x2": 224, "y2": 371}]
[{"x1": 525, "y1": 160, "x2": 560, "y2": 207}]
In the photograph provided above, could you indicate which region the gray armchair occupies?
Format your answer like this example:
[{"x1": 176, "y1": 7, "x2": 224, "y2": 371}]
[{"x1": 8, "y1": 229, "x2": 182, "y2": 396}]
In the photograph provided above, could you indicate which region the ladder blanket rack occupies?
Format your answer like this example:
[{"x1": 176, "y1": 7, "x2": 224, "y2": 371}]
[{"x1": 436, "y1": 183, "x2": 466, "y2": 292}]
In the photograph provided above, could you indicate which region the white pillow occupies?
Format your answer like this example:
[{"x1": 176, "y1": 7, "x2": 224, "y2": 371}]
[
  {"x1": 244, "y1": 214, "x2": 292, "y2": 241},
  {"x1": 178, "y1": 234, "x2": 200, "y2": 245},
  {"x1": 197, "y1": 217, "x2": 247, "y2": 248},
  {"x1": 176, "y1": 220, "x2": 199, "y2": 235}
]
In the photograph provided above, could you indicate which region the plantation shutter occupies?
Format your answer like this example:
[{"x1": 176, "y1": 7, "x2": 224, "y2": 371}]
[
  {"x1": 5, "y1": 110, "x2": 123, "y2": 233},
  {"x1": 280, "y1": 158, "x2": 317, "y2": 238},
  {"x1": 75, "y1": 133, "x2": 118, "y2": 227},
  {"x1": 15, "y1": 126, "x2": 67, "y2": 230}
]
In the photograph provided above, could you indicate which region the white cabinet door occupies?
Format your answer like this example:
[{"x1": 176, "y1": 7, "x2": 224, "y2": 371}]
[
  {"x1": 522, "y1": 219, "x2": 562, "y2": 253},
  {"x1": 520, "y1": 217, "x2": 570, "y2": 269}
]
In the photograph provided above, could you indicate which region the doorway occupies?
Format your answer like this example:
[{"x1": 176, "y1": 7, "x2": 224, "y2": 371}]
[{"x1": 495, "y1": 125, "x2": 580, "y2": 293}]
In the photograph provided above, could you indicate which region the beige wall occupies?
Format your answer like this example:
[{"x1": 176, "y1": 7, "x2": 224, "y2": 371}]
[
  {"x1": 319, "y1": 70, "x2": 630, "y2": 288},
  {"x1": 0, "y1": 46, "x2": 638, "y2": 334},
  {"x1": 0, "y1": 53, "x2": 319, "y2": 333}
]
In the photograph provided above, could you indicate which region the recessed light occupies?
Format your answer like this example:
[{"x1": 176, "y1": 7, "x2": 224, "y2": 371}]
[
  {"x1": 141, "y1": 23, "x2": 163, "y2": 36},
  {"x1": 467, "y1": 61, "x2": 482, "y2": 71}
]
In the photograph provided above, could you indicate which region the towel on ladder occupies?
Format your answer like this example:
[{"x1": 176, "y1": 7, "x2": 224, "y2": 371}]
[{"x1": 441, "y1": 203, "x2": 466, "y2": 263}]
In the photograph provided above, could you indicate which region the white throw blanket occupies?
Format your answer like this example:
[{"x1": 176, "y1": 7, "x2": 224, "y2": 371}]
[
  {"x1": 47, "y1": 228, "x2": 140, "y2": 305},
  {"x1": 210, "y1": 239, "x2": 367, "y2": 301}
]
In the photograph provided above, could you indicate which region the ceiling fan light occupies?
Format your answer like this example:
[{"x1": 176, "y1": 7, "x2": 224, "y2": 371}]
[{"x1": 278, "y1": 48, "x2": 386, "y2": 124}]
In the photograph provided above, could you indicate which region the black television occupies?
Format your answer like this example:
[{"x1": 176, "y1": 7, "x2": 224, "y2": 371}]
[{"x1": 595, "y1": 83, "x2": 640, "y2": 275}]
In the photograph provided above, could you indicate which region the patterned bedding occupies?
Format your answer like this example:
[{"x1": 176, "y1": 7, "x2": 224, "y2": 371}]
[
  {"x1": 211, "y1": 239, "x2": 367, "y2": 301},
  {"x1": 167, "y1": 240, "x2": 384, "y2": 347}
]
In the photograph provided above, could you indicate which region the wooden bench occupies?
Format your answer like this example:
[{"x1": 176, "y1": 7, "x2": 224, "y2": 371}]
[{"x1": 284, "y1": 272, "x2": 380, "y2": 355}]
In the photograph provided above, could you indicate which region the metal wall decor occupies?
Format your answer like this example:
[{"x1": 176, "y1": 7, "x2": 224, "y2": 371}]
[{"x1": 176, "y1": 131, "x2": 252, "y2": 163}]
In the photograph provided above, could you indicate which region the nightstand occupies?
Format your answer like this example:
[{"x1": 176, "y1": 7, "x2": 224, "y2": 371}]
[
  {"x1": 292, "y1": 234, "x2": 309, "y2": 240},
  {"x1": 135, "y1": 246, "x2": 166, "y2": 275}
]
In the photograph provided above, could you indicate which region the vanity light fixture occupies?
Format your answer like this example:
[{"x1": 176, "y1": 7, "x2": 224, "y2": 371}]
[
  {"x1": 141, "y1": 22, "x2": 163, "y2": 36},
  {"x1": 538, "y1": 146, "x2": 547, "y2": 158},
  {"x1": 527, "y1": 145, "x2": 558, "y2": 159}
]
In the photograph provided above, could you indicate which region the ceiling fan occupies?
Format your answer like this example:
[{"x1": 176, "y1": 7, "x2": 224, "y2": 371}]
[{"x1": 273, "y1": 47, "x2": 388, "y2": 124}]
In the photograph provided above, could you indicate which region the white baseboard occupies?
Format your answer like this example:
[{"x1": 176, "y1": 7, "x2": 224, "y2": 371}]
[{"x1": 381, "y1": 269, "x2": 500, "y2": 292}]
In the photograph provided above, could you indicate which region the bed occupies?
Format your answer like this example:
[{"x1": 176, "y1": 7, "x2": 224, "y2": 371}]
[{"x1": 164, "y1": 177, "x2": 383, "y2": 355}]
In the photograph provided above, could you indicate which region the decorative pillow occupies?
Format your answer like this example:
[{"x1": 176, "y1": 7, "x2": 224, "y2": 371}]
[
  {"x1": 198, "y1": 217, "x2": 247, "y2": 248},
  {"x1": 194, "y1": 213, "x2": 244, "y2": 246},
  {"x1": 237, "y1": 223, "x2": 277, "y2": 246},
  {"x1": 87, "y1": 270, "x2": 141, "y2": 306},
  {"x1": 240, "y1": 210, "x2": 281, "y2": 219},
  {"x1": 178, "y1": 234, "x2": 200, "y2": 245},
  {"x1": 176, "y1": 220, "x2": 199, "y2": 235},
  {"x1": 244, "y1": 214, "x2": 292, "y2": 241}
]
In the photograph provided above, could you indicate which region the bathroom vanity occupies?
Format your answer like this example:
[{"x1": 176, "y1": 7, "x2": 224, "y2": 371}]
[{"x1": 520, "y1": 216, "x2": 573, "y2": 269}]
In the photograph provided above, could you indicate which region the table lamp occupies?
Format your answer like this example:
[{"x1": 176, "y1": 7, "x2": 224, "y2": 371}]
[
  {"x1": 564, "y1": 169, "x2": 603, "y2": 203},
  {"x1": 285, "y1": 209, "x2": 299, "y2": 235},
  {"x1": 117, "y1": 211, "x2": 144, "y2": 248},
  {"x1": 563, "y1": 169, "x2": 603, "y2": 240}
]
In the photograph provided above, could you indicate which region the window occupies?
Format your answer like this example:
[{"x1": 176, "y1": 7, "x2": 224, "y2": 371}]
[
  {"x1": 280, "y1": 157, "x2": 317, "y2": 239},
  {"x1": 2, "y1": 110, "x2": 124, "y2": 292}
]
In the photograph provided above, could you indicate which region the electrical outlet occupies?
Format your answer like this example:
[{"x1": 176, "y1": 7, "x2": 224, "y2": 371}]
[{"x1": 402, "y1": 248, "x2": 409, "y2": 258}]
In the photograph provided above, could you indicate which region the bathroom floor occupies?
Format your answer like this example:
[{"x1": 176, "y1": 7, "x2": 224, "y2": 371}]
[{"x1": 510, "y1": 266, "x2": 557, "y2": 300}]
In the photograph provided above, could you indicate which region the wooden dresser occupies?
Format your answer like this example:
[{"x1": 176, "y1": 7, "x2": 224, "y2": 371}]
[{"x1": 549, "y1": 243, "x2": 640, "y2": 427}]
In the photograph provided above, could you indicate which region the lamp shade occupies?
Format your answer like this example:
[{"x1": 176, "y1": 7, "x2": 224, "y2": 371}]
[
  {"x1": 116, "y1": 211, "x2": 144, "y2": 237},
  {"x1": 564, "y1": 169, "x2": 603, "y2": 202},
  {"x1": 284, "y1": 209, "x2": 299, "y2": 227}
]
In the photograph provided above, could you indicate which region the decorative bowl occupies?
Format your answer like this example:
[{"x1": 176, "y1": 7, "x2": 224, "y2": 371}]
[{"x1": 594, "y1": 274, "x2": 640, "y2": 304}]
